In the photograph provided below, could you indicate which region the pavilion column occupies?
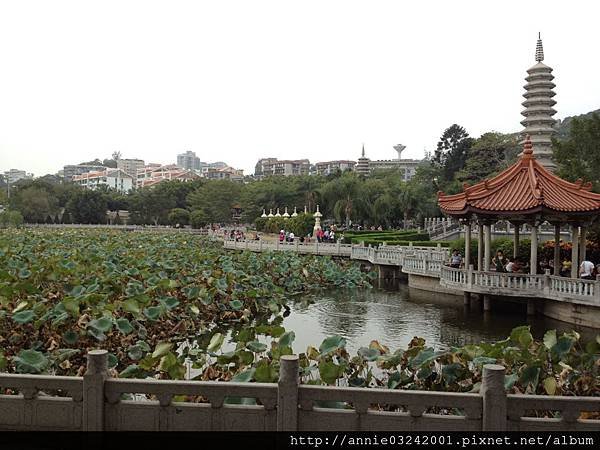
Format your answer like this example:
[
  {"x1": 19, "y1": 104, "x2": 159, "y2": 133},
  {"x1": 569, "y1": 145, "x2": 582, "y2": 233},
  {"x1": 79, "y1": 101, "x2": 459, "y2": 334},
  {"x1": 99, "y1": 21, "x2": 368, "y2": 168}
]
[
  {"x1": 553, "y1": 224, "x2": 560, "y2": 276},
  {"x1": 571, "y1": 226, "x2": 579, "y2": 279},
  {"x1": 484, "y1": 223, "x2": 491, "y2": 271},
  {"x1": 477, "y1": 223, "x2": 484, "y2": 271},
  {"x1": 513, "y1": 224, "x2": 520, "y2": 259},
  {"x1": 530, "y1": 224, "x2": 538, "y2": 275},
  {"x1": 579, "y1": 226, "x2": 587, "y2": 264},
  {"x1": 464, "y1": 222, "x2": 471, "y2": 269}
]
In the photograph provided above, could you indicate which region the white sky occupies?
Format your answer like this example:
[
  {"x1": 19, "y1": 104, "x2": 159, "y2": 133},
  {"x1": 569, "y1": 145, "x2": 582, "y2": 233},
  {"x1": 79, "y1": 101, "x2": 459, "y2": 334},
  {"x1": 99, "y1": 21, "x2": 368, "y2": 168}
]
[{"x1": 1, "y1": 0, "x2": 599, "y2": 177}]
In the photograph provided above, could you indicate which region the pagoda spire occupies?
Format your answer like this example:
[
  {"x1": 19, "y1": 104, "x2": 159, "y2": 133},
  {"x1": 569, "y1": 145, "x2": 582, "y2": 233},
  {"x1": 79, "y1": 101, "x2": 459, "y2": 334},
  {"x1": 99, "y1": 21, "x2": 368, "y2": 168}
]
[
  {"x1": 520, "y1": 34, "x2": 557, "y2": 172},
  {"x1": 535, "y1": 32, "x2": 544, "y2": 62}
]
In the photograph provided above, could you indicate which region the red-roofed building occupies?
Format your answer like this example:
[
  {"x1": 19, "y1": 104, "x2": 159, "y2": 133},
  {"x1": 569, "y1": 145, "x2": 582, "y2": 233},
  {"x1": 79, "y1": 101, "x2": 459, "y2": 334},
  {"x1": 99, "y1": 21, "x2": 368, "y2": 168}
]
[
  {"x1": 438, "y1": 136, "x2": 600, "y2": 278},
  {"x1": 136, "y1": 164, "x2": 199, "y2": 188}
]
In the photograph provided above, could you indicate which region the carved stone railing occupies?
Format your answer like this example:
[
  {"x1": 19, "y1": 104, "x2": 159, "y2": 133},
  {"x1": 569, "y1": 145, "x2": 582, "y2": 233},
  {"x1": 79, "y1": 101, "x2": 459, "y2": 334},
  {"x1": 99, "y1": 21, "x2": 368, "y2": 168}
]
[
  {"x1": 440, "y1": 266, "x2": 600, "y2": 305},
  {"x1": 401, "y1": 256, "x2": 442, "y2": 277},
  {"x1": 1, "y1": 352, "x2": 597, "y2": 431}
]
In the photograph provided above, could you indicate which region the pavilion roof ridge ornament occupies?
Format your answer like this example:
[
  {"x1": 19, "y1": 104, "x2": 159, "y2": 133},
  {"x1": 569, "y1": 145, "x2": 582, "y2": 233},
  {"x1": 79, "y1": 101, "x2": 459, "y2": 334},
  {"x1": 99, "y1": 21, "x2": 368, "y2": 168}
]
[{"x1": 535, "y1": 32, "x2": 544, "y2": 62}]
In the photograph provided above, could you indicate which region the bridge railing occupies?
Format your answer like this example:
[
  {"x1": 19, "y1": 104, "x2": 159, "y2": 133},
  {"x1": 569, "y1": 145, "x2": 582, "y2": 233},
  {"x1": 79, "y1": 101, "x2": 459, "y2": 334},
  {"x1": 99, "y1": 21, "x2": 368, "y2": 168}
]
[
  {"x1": 549, "y1": 275, "x2": 598, "y2": 302},
  {"x1": 440, "y1": 266, "x2": 600, "y2": 304}
]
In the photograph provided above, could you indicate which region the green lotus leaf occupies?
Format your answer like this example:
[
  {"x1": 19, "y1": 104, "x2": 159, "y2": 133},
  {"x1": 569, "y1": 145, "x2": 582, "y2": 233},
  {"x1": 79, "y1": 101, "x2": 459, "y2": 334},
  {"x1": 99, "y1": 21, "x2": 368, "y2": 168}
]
[
  {"x1": 278, "y1": 331, "x2": 295, "y2": 347},
  {"x1": 119, "y1": 364, "x2": 142, "y2": 378},
  {"x1": 70, "y1": 285, "x2": 85, "y2": 297},
  {"x1": 18, "y1": 268, "x2": 32, "y2": 279},
  {"x1": 143, "y1": 306, "x2": 162, "y2": 320},
  {"x1": 88, "y1": 317, "x2": 113, "y2": 332},
  {"x1": 122, "y1": 299, "x2": 141, "y2": 315},
  {"x1": 230, "y1": 300, "x2": 243, "y2": 310},
  {"x1": 13, "y1": 349, "x2": 49, "y2": 374},
  {"x1": 12, "y1": 310, "x2": 35, "y2": 324},
  {"x1": 116, "y1": 318, "x2": 134, "y2": 334},
  {"x1": 127, "y1": 344, "x2": 144, "y2": 361},
  {"x1": 207, "y1": 333, "x2": 224, "y2": 352},
  {"x1": 357, "y1": 347, "x2": 379, "y2": 362},
  {"x1": 231, "y1": 368, "x2": 255, "y2": 382},
  {"x1": 246, "y1": 341, "x2": 267, "y2": 353},
  {"x1": 62, "y1": 330, "x2": 79, "y2": 345},
  {"x1": 152, "y1": 342, "x2": 173, "y2": 359},
  {"x1": 319, "y1": 335, "x2": 346, "y2": 354},
  {"x1": 159, "y1": 296, "x2": 179, "y2": 310}
]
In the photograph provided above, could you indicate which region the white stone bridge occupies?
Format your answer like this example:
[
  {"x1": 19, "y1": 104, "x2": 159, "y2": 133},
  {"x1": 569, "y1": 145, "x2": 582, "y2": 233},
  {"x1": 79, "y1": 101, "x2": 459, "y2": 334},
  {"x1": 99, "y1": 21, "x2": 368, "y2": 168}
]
[{"x1": 223, "y1": 239, "x2": 600, "y2": 328}]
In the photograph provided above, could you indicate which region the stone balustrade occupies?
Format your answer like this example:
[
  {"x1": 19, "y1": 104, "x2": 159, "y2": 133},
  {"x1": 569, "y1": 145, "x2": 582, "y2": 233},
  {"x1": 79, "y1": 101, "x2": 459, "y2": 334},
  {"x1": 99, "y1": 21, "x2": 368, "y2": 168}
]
[
  {"x1": 440, "y1": 266, "x2": 600, "y2": 306},
  {"x1": 224, "y1": 239, "x2": 449, "y2": 263},
  {"x1": 0, "y1": 352, "x2": 597, "y2": 431}
]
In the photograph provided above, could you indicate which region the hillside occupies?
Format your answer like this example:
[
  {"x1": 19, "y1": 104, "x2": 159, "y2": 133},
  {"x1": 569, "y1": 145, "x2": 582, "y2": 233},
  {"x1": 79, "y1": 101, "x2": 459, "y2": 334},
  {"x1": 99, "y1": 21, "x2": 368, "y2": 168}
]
[{"x1": 555, "y1": 108, "x2": 600, "y2": 138}]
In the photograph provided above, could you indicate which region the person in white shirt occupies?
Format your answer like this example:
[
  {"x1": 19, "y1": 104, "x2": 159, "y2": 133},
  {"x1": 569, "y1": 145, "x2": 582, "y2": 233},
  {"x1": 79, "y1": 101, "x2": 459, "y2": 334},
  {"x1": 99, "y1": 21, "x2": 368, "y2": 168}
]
[
  {"x1": 289, "y1": 232, "x2": 295, "y2": 242},
  {"x1": 579, "y1": 260, "x2": 595, "y2": 280}
]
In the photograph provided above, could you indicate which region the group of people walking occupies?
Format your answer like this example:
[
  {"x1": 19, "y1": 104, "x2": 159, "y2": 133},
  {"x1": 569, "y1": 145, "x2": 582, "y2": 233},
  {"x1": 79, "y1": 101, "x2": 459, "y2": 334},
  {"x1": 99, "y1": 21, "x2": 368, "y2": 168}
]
[{"x1": 449, "y1": 248, "x2": 600, "y2": 279}]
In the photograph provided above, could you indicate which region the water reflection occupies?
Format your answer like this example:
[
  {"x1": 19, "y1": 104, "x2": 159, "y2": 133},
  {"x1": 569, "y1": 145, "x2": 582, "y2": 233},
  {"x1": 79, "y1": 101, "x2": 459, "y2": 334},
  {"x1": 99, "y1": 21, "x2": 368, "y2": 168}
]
[{"x1": 284, "y1": 284, "x2": 598, "y2": 354}]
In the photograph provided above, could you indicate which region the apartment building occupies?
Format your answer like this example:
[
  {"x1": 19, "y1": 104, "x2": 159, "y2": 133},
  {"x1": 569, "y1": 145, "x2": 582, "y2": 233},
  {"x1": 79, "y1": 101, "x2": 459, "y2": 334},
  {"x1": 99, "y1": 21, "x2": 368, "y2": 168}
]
[{"x1": 72, "y1": 169, "x2": 133, "y2": 193}]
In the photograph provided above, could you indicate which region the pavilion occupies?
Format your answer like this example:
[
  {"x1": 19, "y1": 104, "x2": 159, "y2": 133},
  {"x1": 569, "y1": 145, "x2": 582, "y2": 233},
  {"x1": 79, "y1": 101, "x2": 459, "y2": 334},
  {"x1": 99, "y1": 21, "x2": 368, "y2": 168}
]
[{"x1": 437, "y1": 136, "x2": 600, "y2": 278}]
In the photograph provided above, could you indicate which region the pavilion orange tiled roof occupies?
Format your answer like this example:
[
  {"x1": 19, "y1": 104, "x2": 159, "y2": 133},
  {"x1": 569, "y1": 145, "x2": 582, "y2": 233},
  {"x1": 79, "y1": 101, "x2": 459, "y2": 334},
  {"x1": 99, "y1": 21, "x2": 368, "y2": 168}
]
[{"x1": 437, "y1": 136, "x2": 600, "y2": 216}]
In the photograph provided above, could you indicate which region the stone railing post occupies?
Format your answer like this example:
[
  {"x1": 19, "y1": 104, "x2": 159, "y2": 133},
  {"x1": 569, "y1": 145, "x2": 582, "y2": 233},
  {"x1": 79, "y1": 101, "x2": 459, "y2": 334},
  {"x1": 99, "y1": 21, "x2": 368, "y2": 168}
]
[
  {"x1": 467, "y1": 264, "x2": 474, "y2": 288},
  {"x1": 83, "y1": 350, "x2": 108, "y2": 431},
  {"x1": 295, "y1": 240, "x2": 300, "y2": 253},
  {"x1": 276, "y1": 239, "x2": 280, "y2": 251},
  {"x1": 481, "y1": 364, "x2": 506, "y2": 431},
  {"x1": 277, "y1": 355, "x2": 299, "y2": 431},
  {"x1": 543, "y1": 269, "x2": 551, "y2": 296},
  {"x1": 595, "y1": 275, "x2": 600, "y2": 303},
  {"x1": 259, "y1": 240, "x2": 263, "y2": 251},
  {"x1": 336, "y1": 240, "x2": 341, "y2": 255}
]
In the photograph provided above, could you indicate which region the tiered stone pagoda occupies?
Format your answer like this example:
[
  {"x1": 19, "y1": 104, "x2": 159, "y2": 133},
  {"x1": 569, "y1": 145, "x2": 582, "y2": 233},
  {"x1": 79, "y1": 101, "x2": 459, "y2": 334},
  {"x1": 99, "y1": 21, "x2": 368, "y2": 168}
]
[
  {"x1": 355, "y1": 144, "x2": 370, "y2": 176},
  {"x1": 521, "y1": 34, "x2": 557, "y2": 171},
  {"x1": 438, "y1": 136, "x2": 600, "y2": 280}
]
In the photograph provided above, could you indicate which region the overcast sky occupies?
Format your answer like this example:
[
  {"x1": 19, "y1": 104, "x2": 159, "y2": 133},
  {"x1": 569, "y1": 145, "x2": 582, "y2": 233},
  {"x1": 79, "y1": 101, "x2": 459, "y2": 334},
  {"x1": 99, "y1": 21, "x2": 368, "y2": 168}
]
[{"x1": 0, "y1": 0, "x2": 598, "y2": 177}]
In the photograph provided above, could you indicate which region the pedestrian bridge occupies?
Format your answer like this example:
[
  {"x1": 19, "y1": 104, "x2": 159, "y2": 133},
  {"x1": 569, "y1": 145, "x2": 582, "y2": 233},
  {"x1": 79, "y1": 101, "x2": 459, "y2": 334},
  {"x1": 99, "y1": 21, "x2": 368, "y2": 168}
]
[{"x1": 223, "y1": 238, "x2": 600, "y2": 326}]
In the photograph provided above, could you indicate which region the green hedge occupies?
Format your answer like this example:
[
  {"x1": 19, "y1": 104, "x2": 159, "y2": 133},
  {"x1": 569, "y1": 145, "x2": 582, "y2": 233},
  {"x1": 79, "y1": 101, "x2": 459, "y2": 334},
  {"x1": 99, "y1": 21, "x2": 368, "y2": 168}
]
[
  {"x1": 348, "y1": 232, "x2": 429, "y2": 244},
  {"x1": 344, "y1": 229, "x2": 418, "y2": 237},
  {"x1": 343, "y1": 230, "x2": 427, "y2": 244},
  {"x1": 359, "y1": 239, "x2": 451, "y2": 247}
]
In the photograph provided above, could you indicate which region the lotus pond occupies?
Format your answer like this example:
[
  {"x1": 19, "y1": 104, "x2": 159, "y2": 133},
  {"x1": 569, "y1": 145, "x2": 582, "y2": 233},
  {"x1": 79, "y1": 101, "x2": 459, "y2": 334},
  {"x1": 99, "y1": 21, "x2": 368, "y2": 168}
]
[{"x1": 0, "y1": 229, "x2": 598, "y2": 398}]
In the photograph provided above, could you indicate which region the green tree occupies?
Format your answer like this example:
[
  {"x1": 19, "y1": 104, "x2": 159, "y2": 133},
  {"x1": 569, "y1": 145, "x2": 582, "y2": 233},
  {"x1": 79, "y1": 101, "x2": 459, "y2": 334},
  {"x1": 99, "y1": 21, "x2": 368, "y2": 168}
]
[
  {"x1": 190, "y1": 209, "x2": 208, "y2": 228},
  {"x1": 319, "y1": 173, "x2": 369, "y2": 227},
  {"x1": 188, "y1": 180, "x2": 242, "y2": 224},
  {"x1": 66, "y1": 190, "x2": 109, "y2": 224},
  {"x1": 11, "y1": 186, "x2": 59, "y2": 223},
  {"x1": 287, "y1": 213, "x2": 314, "y2": 237},
  {"x1": 129, "y1": 187, "x2": 176, "y2": 225},
  {"x1": 168, "y1": 208, "x2": 190, "y2": 226},
  {"x1": 553, "y1": 113, "x2": 600, "y2": 191},
  {"x1": 457, "y1": 132, "x2": 520, "y2": 184},
  {"x1": 432, "y1": 124, "x2": 474, "y2": 183},
  {"x1": 0, "y1": 210, "x2": 24, "y2": 228}
]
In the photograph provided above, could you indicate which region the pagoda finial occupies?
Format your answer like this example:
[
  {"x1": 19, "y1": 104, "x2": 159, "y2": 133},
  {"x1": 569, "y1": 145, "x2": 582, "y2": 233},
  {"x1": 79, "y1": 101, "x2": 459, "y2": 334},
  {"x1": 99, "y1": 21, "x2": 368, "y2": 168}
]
[
  {"x1": 522, "y1": 134, "x2": 534, "y2": 156},
  {"x1": 361, "y1": 143, "x2": 365, "y2": 158},
  {"x1": 535, "y1": 33, "x2": 544, "y2": 62}
]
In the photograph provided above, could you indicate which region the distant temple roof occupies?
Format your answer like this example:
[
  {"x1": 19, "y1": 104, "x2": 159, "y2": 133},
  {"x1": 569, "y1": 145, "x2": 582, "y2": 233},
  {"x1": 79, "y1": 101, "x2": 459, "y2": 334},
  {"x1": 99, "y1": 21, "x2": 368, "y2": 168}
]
[{"x1": 437, "y1": 136, "x2": 600, "y2": 220}]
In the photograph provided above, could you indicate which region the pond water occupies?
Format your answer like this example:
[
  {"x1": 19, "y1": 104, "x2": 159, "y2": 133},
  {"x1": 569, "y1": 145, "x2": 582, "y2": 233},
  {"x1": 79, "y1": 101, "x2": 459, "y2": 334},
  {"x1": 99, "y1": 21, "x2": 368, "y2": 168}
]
[{"x1": 282, "y1": 281, "x2": 597, "y2": 354}]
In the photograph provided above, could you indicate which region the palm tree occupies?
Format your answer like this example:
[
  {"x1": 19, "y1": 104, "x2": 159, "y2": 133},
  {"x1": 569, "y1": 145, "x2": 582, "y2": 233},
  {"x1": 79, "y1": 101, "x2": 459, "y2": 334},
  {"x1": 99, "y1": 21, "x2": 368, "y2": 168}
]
[
  {"x1": 320, "y1": 174, "x2": 369, "y2": 227},
  {"x1": 398, "y1": 186, "x2": 419, "y2": 229}
]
